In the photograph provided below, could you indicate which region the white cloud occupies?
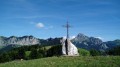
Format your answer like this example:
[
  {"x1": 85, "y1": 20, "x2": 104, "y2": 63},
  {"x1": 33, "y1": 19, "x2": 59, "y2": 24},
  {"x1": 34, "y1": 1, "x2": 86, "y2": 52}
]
[
  {"x1": 95, "y1": 37, "x2": 104, "y2": 40},
  {"x1": 71, "y1": 36, "x2": 76, "y2": 39},
  {"x1": 31, "y1": 22, "x2": 53, "y2": 29},
  {"x1": 62, "y1": 35, "x2": 76, "y2": 40},
  {"x1": 36, "y1": 23, "x2": 44, "y2": 28}
]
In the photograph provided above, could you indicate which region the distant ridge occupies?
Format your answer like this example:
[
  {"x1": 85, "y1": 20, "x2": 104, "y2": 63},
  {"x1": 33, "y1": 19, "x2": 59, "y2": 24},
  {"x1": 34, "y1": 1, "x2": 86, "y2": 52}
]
[
  {"x1": 0, "y1": 33, "x2": 120, "y2": 51},
  {"x1": 0, "y1": 35, "x2": 40, "y2": 46}
]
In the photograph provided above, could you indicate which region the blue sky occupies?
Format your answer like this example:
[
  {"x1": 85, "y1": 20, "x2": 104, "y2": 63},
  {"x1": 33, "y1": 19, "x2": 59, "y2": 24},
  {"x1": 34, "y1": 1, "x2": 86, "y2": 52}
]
[{"x1": 0, "y1": 0, "x2": 120, "y2": 41}]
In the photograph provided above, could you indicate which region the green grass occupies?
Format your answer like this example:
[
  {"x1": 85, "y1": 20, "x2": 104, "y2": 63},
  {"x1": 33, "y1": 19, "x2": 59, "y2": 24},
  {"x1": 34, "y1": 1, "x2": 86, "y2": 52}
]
[
  {"x1": 0, "y1": 46, "x2": 4, "y2": 50},
  {"x1": 44, "y1": 45, "x2": 53, "y2": 50},
  {"x1": 25, "y1": 51, "x2": 31, "y2": 57},
  {"x1": 0, "y1": 56, "x2": 120, "y2": 67}
]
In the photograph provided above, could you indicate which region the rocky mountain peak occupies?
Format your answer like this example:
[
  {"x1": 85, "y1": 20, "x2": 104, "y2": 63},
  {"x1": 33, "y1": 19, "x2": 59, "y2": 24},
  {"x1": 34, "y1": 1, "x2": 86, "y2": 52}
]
[
  {"x1": 77, "y1": 33, "x2": 88, "y2": 38},
  {"x1": 72, "y1": 33, "x2": 107, "y2": 51},
  {"x1": 73, "y1": 33, "x2": 89, "y2": 42}
]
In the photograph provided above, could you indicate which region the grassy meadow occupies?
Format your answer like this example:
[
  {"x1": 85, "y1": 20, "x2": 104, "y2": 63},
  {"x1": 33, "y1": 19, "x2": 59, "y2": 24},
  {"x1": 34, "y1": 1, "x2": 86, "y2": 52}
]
[
  {"x1": 0, "y1": 56, "x2": 120, "y2": 67},
  {"x1": 0, "y1": 46, "x2": 4, "y2": 50}
]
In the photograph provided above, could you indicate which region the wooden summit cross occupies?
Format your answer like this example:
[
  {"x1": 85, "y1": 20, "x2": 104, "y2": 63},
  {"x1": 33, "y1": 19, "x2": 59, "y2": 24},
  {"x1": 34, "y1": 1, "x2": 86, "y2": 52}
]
[{"x1": 63, "y1": 21, "x2": 72, "y2": 55}]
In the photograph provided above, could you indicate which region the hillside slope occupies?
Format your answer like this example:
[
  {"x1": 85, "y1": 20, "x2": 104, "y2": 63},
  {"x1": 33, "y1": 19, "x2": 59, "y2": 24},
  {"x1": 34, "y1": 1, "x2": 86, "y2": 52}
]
[{"x1": 0, "y1": 56, "x2": 120, "y2": 67}]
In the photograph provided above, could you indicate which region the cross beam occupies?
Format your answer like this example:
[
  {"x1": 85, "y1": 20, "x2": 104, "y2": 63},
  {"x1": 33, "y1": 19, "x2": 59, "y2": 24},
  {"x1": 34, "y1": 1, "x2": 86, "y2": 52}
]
[{"x1": 63, "y1": 21, "x2": 71, "y2": 39}]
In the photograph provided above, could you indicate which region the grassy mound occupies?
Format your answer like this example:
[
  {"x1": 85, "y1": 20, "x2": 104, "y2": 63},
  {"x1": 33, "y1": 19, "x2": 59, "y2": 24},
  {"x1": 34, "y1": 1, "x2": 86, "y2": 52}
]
[{"x1": 0, "y1": 56, "x2": 120, "y2": 67}]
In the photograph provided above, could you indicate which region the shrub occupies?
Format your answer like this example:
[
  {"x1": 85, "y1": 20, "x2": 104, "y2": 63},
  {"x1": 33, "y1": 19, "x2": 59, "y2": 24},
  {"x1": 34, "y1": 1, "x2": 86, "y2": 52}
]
[
  {"x1": 90, "y1": 49, "x2": 101, "y2": 56},
  {"x1": 78, "y1": 48, "x2": 90, "y2": 56},
  {"x1": 47, "y1": 45, "x2": 62, "y2": 57},
  {"x1": 106, "y1": 46, "x2": 120, "y2": 55},
  {"x1": 0, "y1": 52, "x2": 11, "y2": 63},
  {"x1": 29, "y1": 48, "x2": 39, "y2": 59},
  {"x1": 17, "y1": 48, "x2": 25, "y2": 59}
]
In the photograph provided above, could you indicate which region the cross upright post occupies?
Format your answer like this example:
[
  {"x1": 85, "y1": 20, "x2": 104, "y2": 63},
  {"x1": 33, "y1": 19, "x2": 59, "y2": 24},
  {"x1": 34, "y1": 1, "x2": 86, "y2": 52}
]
[{"x1": 63, "y1": 21, "x2": 71, "y2": 39}]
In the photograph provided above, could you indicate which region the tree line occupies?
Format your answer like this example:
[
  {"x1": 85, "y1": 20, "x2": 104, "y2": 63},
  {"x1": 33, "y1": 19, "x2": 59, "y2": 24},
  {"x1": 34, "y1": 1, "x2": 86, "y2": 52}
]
[
  {"x1": 0, "y1": 45, "x2": 62, "y2": 63},
  {"x1": 0, "y1": 44, "x2": 120, "y2": 63}
]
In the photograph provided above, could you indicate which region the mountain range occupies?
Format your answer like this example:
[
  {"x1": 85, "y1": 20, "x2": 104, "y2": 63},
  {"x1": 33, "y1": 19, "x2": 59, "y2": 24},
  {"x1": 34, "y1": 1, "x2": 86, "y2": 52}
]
[
  {"x1": 0, "y1": 33, "x2": 120, "y2": 51},
  {"x1": 0, "y1": 36, "x2": 40, "y2": 46}
]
